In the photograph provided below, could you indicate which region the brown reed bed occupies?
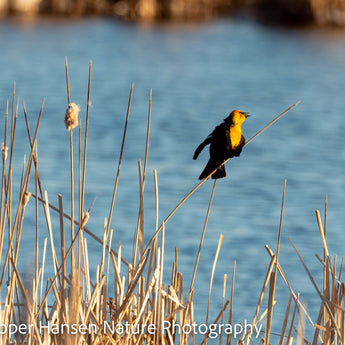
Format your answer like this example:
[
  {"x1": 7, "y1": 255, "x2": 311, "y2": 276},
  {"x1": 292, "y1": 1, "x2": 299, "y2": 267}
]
[{"x1": 0, "y1": 61, "x2": 343, "y2": 345}]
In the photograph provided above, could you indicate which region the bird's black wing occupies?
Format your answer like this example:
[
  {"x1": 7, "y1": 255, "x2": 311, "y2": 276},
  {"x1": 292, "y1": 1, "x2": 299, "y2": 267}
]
[
  {"x1": 193, "y1": 134, "x2": 212, "y2": 160},
  {"x1": 208, "y1": 123, "x2": 228, "y2": 159}
]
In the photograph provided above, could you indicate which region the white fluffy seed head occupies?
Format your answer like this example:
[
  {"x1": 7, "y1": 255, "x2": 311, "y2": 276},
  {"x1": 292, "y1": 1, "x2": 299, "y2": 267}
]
[{"x1": 64, "y1": 103, "x2": 80, "y2": 132}]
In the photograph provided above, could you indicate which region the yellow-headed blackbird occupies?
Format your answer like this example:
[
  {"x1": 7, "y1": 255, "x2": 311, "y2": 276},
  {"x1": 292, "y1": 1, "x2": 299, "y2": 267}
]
[{"x1": 193, "y1": 110, "x2": 250, "y2": 179}]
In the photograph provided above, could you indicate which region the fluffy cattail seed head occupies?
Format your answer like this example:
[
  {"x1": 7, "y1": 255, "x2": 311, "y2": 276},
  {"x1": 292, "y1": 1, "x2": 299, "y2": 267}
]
[{"x1": 64, "y1": 103, "x2": 80, "y2": 132}]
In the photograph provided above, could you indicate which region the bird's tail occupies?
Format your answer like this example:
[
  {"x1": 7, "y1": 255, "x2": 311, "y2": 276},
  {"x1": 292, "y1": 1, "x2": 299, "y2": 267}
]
[
  {"x1": 198, "y1": 160, "x2": 226, "y2": 180},
  {"x1": 193, "y1": 138, "x2": 211, "y2": 160}
]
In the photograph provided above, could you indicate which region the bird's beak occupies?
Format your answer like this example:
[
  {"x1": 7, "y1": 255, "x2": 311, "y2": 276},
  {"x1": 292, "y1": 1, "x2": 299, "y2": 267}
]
[{"x1": 244, "y1": 112, "x2": 250, "y2": 118}]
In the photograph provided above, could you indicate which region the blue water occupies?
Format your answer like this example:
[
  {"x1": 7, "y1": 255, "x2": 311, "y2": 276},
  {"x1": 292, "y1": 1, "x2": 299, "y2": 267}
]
[{"x1": 2, "y1": 16, "x2": 345, "y2": 341}]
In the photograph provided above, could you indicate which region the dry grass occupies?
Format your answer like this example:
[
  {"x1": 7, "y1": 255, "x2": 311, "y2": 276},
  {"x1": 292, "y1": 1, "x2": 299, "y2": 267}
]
[{"x1": 0, "y1": 62, "x2": 342, "y2": 345}]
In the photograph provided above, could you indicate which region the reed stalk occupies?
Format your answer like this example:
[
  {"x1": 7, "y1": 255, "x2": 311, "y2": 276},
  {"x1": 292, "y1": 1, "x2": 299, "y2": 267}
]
[
  {"x1": 289, "y1": 239, "x2": 343, "y2": 342},
  {"x1": 107, "y1": 83, "x2": 133, "y2": 238},
  {"x1": 0, "y1": 98, "x2": 44, "y2": 289},
  {"x1": 189, "y1": 179, "x2": 217, "y2": 295},
  {"x1": 205, "y1": 234, "x2": 223, "y2": 331},
  {"x1": 65, "y1": 57, "x2": 76, "y2": 278},
  {"x1": 226, "y1": 261, "x2": 236, "y2": 345},
  {"x1": 265, "y1": 180, "x2": 286, "y2": 344},
  {"x1": 279, "y1": 293, "x2": 293, "y2": 345},
  {"x1": 0, "y1": 100, "x2": 8, "y2": 267},
  {"x1": 79, "y1": 61, "x2": 92, "y2": 273}
]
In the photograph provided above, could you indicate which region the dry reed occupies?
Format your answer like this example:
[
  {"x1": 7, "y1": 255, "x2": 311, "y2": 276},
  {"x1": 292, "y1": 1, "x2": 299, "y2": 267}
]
[{"x1": 1, "y1": 62, "x2": 344, "y2": 345}]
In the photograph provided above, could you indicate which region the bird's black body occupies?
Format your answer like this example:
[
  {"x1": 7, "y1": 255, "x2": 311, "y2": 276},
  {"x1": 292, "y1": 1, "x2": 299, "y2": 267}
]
[{"x1": 193, "y1": 110, "x2": 248, "y2": 180}]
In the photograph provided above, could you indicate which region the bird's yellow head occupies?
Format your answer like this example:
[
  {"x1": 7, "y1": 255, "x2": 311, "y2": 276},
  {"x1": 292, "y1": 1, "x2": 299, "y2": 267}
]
[{"x1": 225, "y1": 110, "x2": 250, "y2": 126}]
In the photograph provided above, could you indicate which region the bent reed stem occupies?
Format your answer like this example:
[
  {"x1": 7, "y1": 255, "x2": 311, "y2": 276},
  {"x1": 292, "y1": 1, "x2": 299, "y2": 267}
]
[{"x1": 142, "y1": 101, "x2": 300, "y2": 259}]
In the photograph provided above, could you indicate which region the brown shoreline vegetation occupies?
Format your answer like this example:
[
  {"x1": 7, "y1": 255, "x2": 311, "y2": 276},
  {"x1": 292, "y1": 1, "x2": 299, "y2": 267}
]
[
  {"x1": 0, "y1": 61, "x2": 344, "y2": 345},
  {"x1": 0, "y1": 0, "x2": 345, "y2": 25}
]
